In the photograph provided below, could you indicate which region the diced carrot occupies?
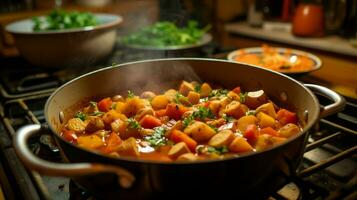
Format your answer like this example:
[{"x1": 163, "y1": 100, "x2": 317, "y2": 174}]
[
  {"x1": 103, "y1": 132, "x2": 122, "y2": 153},
  {"x1": 277, "y1": 109, "x2": 297, "y2": 125},
  {"x1": 155, "y1": 109, "x2": 167, "y2": 117},
  {"x1": 98, "y1": 97, "x2": 113, "y2": 112},
  {"x1": 243, "y1": 124, "x2": 259, "y2": 145},
  {"x1": 260, "y1": 127, "x2": 279, "y2": 137},
  {"x1": 62, "y1": 129, "x2": 78, "y2": 142},
  {"x1": 165, "y1": 103, "x2": 187, "y2": 120},
  {"x1": 170, "y1": 130, "x2": 197, "y2": 152},
  {"x1": 232, "y1": 86, "x2": 241, "y2": 94},
  {"x1": 140, "y1": 115, "x2": 162, "y2": 129}
]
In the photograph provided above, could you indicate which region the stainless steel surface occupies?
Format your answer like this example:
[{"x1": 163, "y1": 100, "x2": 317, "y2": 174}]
[
  {"x1": 304, "y1": 84, "x2": 346, "y2": 118},
  {"x1": 13, "y1": 124, "x2": 135, "y2": 189}
]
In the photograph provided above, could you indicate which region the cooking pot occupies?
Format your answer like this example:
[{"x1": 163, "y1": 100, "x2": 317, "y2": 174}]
[{"x1": 13, "y1": 58, "x2": 345, "y2": 199}]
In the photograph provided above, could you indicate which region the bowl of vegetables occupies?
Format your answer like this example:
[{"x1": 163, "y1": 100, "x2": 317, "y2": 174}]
[
  {"x1": 5, "y1": 9, "x2": 122, "y2": 68},
  {"x1": 119, "y1": 20, "x2": 212, "y2": 51}
]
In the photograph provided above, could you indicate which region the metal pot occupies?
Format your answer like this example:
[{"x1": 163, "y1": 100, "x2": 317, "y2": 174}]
[{"x1": 13, "y1": 58, "x2": 345, "y2": 199}]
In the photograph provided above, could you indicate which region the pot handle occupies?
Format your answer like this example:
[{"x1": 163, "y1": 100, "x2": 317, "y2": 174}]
[
  {"x1": 304, "y1": 84, "x2": 346, "y2": 118},
  {"x1": 13, "y1": 124, "x2": 135, "y2": 189}
]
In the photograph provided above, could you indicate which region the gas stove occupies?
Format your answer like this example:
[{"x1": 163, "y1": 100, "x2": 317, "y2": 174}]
[{"x1": 0, "y1": 43, "x2": 356, "y2": 200}]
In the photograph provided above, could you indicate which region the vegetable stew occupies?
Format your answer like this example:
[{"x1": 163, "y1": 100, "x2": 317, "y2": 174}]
[{"x1": 61, "y1": 81, "x2": 301, "y2": 162}]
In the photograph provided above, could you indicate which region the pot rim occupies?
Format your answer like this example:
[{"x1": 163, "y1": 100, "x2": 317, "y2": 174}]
[
  {"x1": 5, "y1": 13, "x2": 122, "y2": 35},
  {"x1": 45, "y1": 58, "x2": 320, "y2": 165}
]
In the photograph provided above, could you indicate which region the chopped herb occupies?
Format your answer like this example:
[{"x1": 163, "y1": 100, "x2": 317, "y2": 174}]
[
  {"x1": 222, "y1": 114, "x2": 234, "y2": 122},
  {"x1": 144, "y1": 127, "x2": 167, "y2": 148},
  {"x1": 194, "y1": 84, "x2": 201, "y2": 93},
  {"x1": 127, "y1": 90, "x2": 135, "y2": 98},
  {"x1": 174, "y1": 92, "x2": 191, "y2": 106},
  {"x1": 207, "y1": 146, "x2": 229, "y2": 154},
  {"x1": 209, "y1": 89, "x2": 229, "y2": 98},
  {"x1": 208, "y1": 124, "x2": 218, "y2": 132},
  {"x1": 74, "y1": 112, "x2": 87, "y2": 121},
  {"x1": 183, "y1": 115, "x2": 194, "y2": 127},
  {"x1": 182, "y1": 106, "x2": 215, "y2": 128},
  {"x1": 239, "y1": 92, "x2": 248, "y2": 103},
  {"x1": 111, "y1": 102, "x2": 117, "y2": 110},
  {"x1": 127, "y1": 118, "x2": 141, "y2": 129},
  {"x1": 246, "y1": 110, "x2": 256, "y2": 116},
  {"x1": 90, "y1": 111, "x2": 105, "y2": 116},
  {"x1": 89, "y1": 101, "x2": 97, "y2": 107}
]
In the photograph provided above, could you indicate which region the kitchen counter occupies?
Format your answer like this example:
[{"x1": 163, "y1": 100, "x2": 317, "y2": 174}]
[{"x1": 222, "y1": 24, "x2": 357, "y2": 100}]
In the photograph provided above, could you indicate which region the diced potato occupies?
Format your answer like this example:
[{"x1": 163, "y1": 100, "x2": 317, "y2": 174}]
[
  {"x1": 187, "y1": 91, "x2": 200, "y2": 104},
  {"x1": 227, "y1": 91, "x2": 240, "y2": 101},
  {"x1": 66, "y1": 118, "x2": 86, "y2": 133},
  {"x1": 168, "y1": 142, "x2": 191, "y2": 159},
  {"x1": 200, "y1": 83, "x2": 212, "y2": 97},
  {"x1": 112, "y1": 95, "x2": 125, "y2": 102},
  {"x1": 236, "y1": 115, "x2": 258, "y2": 132},
  {"x1": 140, "y1": 91, "x2": 156, "y2": 99},
  {"x1": 164, "y1": 89, "x2": 177, "y2": 101},
  {"x1": 208, "y1": 100, "x2": 221, "y2": 114},
  {"x1": 219, "y1": 97, "x2": 232, "y2": 110},
  {"x1": 228, "y1": 136, "x2": 253, "y2": 153},
  {"x1": 114, "y1": 102, "x2": 126, "y2": 113},
  {"x1": 208, "y1": 130, "x2": 234, "y2": 147},
  {"x1": 140, "y1": 129, "x2": 155, "y2": 137},
  {"x1": 245, "y1": 90, "x2": 268, "y2": 109},
  {"x1": 177, "y1": 153, "x2": 198, "y2": 161},
  {"x1": 123, "y1": 97, "x2": 146, "y2": 117},
  {"x1": 221, "y1": 101, "x2": 248, "y2": 119},
  {"x1": 206, "y1": 118, "x2": 226, "y2": 127},
  {"x1": 256, "y1": 102, "x2": 277, "y2": 119},
  {"x1": 278, "y1": 123, "x2": 300, "y2": 138},
  {"x1": 110, "y1": 119, "x2": 126, "y2": 134},
  {"x1": 78, "y1": 135, "x2": 104, "y2": 150},
  {"x1": 257, "y1": 112, "x2": 275, "y2": 128},
  {"x1": 151, "y1": 95, "x2": 170, "y2": 110},
  {"x1": 102, "y1": 110, "x2": 127, "y2": 125},
  {"x1": 120, "y1": 126, "x2": 141, "y2": 140},
  {"x1": 116, "y1": 137, "x2": 140, "y2": 157},
  {"x1": 178, "y1": 81, "x2": 194, "y2": 96},
  {"x1": 134, "y1": 107, "x2": 154, "y2": 121},
  {"x1": 184, "y1": 121, "x2": 216, "y2": 142},
  {"x1": 85, "y1": 116, "x2": 105, "y2": 133}
]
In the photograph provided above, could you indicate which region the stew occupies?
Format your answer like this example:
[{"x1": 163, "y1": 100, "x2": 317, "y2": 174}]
[{"x1": 61, "y1": 81, "x2": 301, "y2": 162}]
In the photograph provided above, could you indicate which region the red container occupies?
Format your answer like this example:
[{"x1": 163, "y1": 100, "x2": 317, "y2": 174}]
[{"x1": 292, "y1": 4, "x2": 324, "y2": 37}]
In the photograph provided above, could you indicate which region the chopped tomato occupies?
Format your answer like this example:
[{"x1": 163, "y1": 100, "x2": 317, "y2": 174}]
[
  {"x1": 62, "y1": 129, "x2": 78, "y2": 142},
  {"x1": 170, "y1": 130, "x2": 197, "y2": 152},
  {"x1": 155, "y1": 109, "x2": 167, "y2": 117},
  {"x1": 140, "y1": 115, "x2": 162, "y2": 129},
  {"x1": 243, "y1": 124, "x2": 259, "y2": 145},
  {"x1": 102, "y1": 132, "x2": 122, "y2": 153},
  {"x1": 165, "y1": 103, "x2": 187, "y2": 120},
  {"x1": 277, "y1": 109, "x2": 297, "y2": 125},
  {"x1": 98, "y1": 97, "x2": 113, "y2": 112},
  {"x1": 260, "y1": 127, "x2": 279, "y2": 137},
  {"x1": 232, "y1": 86, "x2": 241, "y2": 94}
]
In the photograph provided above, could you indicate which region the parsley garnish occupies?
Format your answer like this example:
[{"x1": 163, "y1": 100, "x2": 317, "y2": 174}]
[
  {"x1": 144, "y1": 127, "x2": 167, "y2": 148},
  {"x1": 207, "y1": 146, "x2": 229, "y2": 154},
  {"x1": 194, "y1": 84, "x2": 201, "y2": 93},
  {"x1": 74, "y1": 112, "x2": 87, "y2": 121},
  {"x1": 222, "y1": 114, "x2": 234, "y2": 122},
  {"x1": 239, "y1": 92, "x2": 248, "y2": 103},
  {"x1": 127, "y1": 118, "x2": 141, "y2": 129},
  {"x1": 246, "y1": 110, "x2": 256, "y2": 116},
  {"x1": 182, "y1": 106, "x2": 215, "y2": 127},
  {"x1": 174, "y1": 92, "x2": 191, "y2": 106},
  {"x1": 209, "y1": 89, "x2": 229, "y2": 98},
  {"x1": 127, "y1": 90, "x2": 135, "y2": 98}
]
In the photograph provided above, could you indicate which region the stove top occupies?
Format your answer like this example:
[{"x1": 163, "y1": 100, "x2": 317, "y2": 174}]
[{"x1": 0, "y1": 44, "x2": 356, "y2": 200}]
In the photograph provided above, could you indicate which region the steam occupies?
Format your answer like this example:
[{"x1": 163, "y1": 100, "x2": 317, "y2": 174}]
[{"x1": 112, "y1": 60, "x2": 201, "y2": 95}]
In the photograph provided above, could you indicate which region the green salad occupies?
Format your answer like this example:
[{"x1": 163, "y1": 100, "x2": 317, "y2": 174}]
[
  {"x1": 33, "y1": 9, "x2": 98, "y2": 31},
  {"x1": 121, "y1": 20, "x2": 210, "y2": 47}
]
